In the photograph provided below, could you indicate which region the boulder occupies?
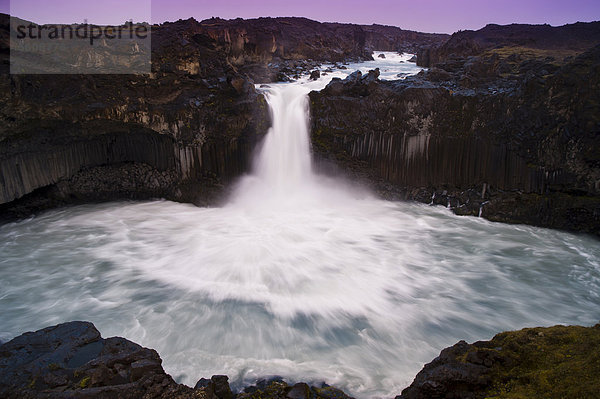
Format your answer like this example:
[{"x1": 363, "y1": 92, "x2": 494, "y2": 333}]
[
  {"x1": 344, "y1": 70, "x2": 362, "y2": 82},
  {"x1": 0, "y1": 321, "x2": 194, "y2": 398},
  {"x1": 286, "y1": 383, "x2": 311, "y2": 399},
  {"x1": 362, "y1": 68, "x2": 380, "y2": 83}
]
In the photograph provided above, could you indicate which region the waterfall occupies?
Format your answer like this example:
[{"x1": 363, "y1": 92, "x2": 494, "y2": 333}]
[
  {"x1": 228, "y1": 79, "x2": 339, "y2": 208},
  {"x1": 255, "y1": 84, "x2": 313, "y2": 191}
]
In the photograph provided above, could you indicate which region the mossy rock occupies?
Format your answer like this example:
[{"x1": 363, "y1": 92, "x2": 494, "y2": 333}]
[
  {"x1": 483, "y1": 324, "x2": 600, "y2": 398},
  {"x1": 399, "y1": 324, "x2": 600, "y2": 399}
]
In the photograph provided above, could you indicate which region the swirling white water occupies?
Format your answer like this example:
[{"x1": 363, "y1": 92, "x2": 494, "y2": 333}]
[{"x1": 1, "y1": 53, "x2": 599, "y2": 398}]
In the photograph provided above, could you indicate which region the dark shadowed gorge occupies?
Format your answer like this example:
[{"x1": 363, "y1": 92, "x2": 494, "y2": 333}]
[{"x1": 0, "y1": 14, "x2": 447, "y2": 220}]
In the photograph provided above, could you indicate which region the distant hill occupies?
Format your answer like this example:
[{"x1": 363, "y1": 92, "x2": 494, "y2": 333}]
[{"x1": 418, "y1": 21, "x2": 600, "y2": 67}]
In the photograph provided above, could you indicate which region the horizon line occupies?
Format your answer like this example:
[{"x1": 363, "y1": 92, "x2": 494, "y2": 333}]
[{"x1": 4, "y1": 12, "x2": 600, "y2": 36}]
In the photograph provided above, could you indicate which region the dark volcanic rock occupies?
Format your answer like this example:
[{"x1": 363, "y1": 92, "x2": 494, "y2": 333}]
[
  {"x1": 397, "y1": 324, "x2": 600, "y2": 399},
  {"x1": 310, "y1": 45, "x2": 600, "y2": 234},
  {"x1": 192, "y1": 17, "x2": 447, "y2": 79},
  {"x1": 362, "y1": 68, "x2": 380, "y2": 83},
  {"x1": 286, "y1": 383, "x2": 311, "y2": 399},
  {"x1": 309, "y1": 70, "x2": 321, "y2": 81},
  {"x1": 0, "y1": 14, "x2": 271, "y2": 220},
  {"x1": 360, "y1": 24, "x2": 448, "y2": 54},
  {"x1": 396, "y1": 340, "x2": 491, "y2": 399},
  {"x1": 0, "y1": 321, "x2": 195, "y2": 398},
  {"x1": 0, "y1": 13, "x2": 447, "y2": 221},
  {"x1": 238, "y1": 380, "x2": 354, "y2": 399},
  {"x1": 0, "y1": 322, "x2": 357, "y2": 399},
  {"x1": 2, "y1": 321, "x2": 598, "y2": 399}
]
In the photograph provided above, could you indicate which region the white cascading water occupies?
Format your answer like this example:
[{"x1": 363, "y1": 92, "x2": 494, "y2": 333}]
[
  {"x1": 229, "y1": 76, "x2": 360, "y2": 210},
  {"x1": 255, "y1": 85, "x2": 312, "y2": 190},
  {"x1": 1, "y1": 53, "x2": 600, "y2": 398}
]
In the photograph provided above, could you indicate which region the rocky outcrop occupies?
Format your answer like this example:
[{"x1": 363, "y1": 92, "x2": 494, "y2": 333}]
[
  {"x1": 397, "y1": 324, "x2": 600, "y2": 399},
  {"x1": 0, "y1": 14, "x2": 270, "y2": 220},
  {"x1": 0, "y1": 322, "x2": 355, "y2": 399},
  {"x1": 0, "y1": 321, "x2": 195, "y2": 398},
  {"x1": 310, "y1": 45, "x2": 600, "y2": 234},
  {"x1": 2, "y1": 321, "x2": 598, "y2": 398},
  {"x1": 417, "y1": 21, "x2": 600, "y2": 67}
]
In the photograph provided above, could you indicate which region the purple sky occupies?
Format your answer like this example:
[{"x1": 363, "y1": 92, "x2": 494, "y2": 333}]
[{"x1": 2, "y1": 0, "x2": 599, "y2": 33}]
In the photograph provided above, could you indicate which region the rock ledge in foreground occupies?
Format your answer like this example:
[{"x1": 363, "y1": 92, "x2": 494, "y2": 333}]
[
  {"x1": 0, "y1": 321, "x2": 354, "y2": 399},
  {"x1": 397, "y1": 324, "x2": 600, "y2": 399}
]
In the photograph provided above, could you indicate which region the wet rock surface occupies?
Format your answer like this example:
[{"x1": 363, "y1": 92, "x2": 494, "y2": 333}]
[{"x1": 0, "y1": 322, "x2": 357, "y2": 399}]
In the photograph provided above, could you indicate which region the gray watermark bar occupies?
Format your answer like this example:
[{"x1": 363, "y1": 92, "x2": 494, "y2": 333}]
[{"x1": 10, "y1": 2, "x2": 151, "y2": 74}]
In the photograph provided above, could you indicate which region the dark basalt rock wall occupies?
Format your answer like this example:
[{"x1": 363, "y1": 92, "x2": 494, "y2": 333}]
[
  {"x1": 0, "y1": 13, "x2": 447, "y2": 219},
  {"x1": 360, "y1": 24, "x2": 448, "y2": 54},
  {"x1": 0, "y1": 14, "x2": 270, "y2": 219},
  {"x1": 310, "y1": 46, "x2": 600, "y2": 234},
  {"x1": 189, "y1": 17, "x2": 448, "y2": 64},
  {"x1": 184, "y1": 17, "x2": 447, "y2": 82}
]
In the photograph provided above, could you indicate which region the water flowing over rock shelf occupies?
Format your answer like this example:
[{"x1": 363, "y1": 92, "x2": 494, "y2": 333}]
[{"x1": 1, "y1": 16, "x2": 599, "y2": 233}]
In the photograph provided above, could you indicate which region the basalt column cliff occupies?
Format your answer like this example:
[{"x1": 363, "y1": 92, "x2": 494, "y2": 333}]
[
  {"x1": 0, "y1": 15, "x2": 446, "y2": 219},
  {"x1": 310, "y1": 22, "x2": 600, "y2": 234}
]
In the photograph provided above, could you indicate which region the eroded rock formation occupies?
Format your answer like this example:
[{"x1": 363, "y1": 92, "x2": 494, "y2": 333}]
[{"x1": 310, "y1": 44, "x2": 600, "y2": 234}]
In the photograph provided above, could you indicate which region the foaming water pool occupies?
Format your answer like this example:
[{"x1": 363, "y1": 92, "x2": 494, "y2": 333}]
[
  {"x1": 1, "y1": 198, "x2": 599, "y2": 397},
  {"x1": 1, "y1": 53, "x2": 600, "y2": 397}
]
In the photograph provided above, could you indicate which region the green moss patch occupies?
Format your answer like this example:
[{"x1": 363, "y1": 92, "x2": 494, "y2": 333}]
[
  {"x1": 483, "y1": 324, "x2": 600, "y2": 398},
  {"x1": 78, "y1": 376, "x2": 91, "y2": 389}
]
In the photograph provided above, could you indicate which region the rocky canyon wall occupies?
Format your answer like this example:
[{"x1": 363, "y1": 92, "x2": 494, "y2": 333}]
[
  {"x1": 0, "y1": 13, "x2": 449, "y2": 219},
  {"x1": 310, "y1": 45, "x2": 600, "y2": 234},
  {"x1": 0, "y1": 14, "x2": 270, "y2": 219}
]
